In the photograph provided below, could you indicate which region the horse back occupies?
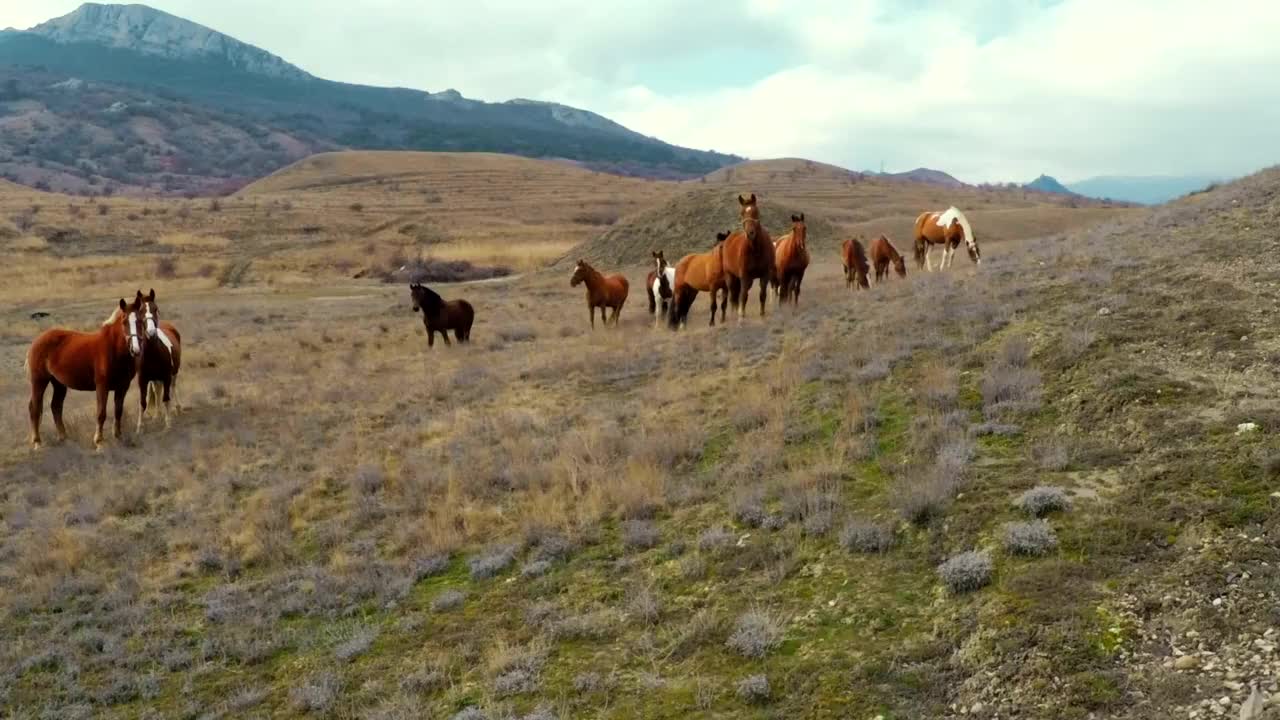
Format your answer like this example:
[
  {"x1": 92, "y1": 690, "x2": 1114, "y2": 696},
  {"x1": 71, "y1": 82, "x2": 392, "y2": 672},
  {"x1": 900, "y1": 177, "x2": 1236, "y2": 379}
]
[{"x1": 28, "y1": 327, "x2": 121, "y2": 391}]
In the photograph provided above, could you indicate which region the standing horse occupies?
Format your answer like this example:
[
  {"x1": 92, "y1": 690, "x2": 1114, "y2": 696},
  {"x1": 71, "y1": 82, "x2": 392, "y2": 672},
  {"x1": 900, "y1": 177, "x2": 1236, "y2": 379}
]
[
  {"x1": 134, "y1": 289, "x2": 182, "y2": 431},
  {"x1": 669, "y1": 231, "x2": 732, "y2": 329},
  {"x1": 722, "y1": 193, "x2": 775, "y2": 321},
  {"x1": 772, "y1": 213, "x2": 810, "y2": 305},
  {"x1": 869, "y1": 235, "x2": 907, "y2": 283},
  {"x1": 570, "y1": 260, "x2": 629, "y2": 329},
  {"x1": 913, "y1": 207, "x2": 981, "y2": 271},
  {"x1": 646, "y1": 251, "x2": 676, "y2": 324},
  {"x1": 841, "y1": 236, "x2": 870, "y2": 290},
  {"x1": 410, "y1": 283, "x2": 475, "y2": 346},
  {"x1": 26, "y1": 293, "x2": 145, "y2": 449}
]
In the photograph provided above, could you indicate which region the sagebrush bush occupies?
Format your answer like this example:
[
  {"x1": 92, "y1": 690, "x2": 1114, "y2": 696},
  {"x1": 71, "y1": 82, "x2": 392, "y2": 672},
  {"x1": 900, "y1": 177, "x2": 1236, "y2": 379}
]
[
  {"x1": 698, "y1": 526, "x2": 735, "y2": 553},
  {"x1": 469, "y1": 545, "x2": 516, "y2": 580},
  {"x1": 893, "y1": 471, "x2": 953, "y2": 525},
  {"x1": 839, "y1": 518, "x2": 895, "y2": 553},
  {"x1": 999, "y1": 334, "x2": 1032, "y2": 367},
  {"x1": 736, "y1": 674, "x2": 771, "y2": 704},
  {"x1": 432, "y1": 589, "x2": 466, "y2": 612},
  {"x1": 622, "y1": 519, "x2": 660, "y2": 551},
  {"x1": 1032, "y1": 441, "x2": 1072, "y2": 471},
  {"x1": 982, "y1": 364, "x2": 1043, "y2": 417},
  {"x1": 1001, "y1": 520, "x2": 1059, "y2": 556},
  {"x1": 1016, "y1": 486, "x2": 1071, "y2": 517},
  {"x1": 520, "y1": 560, "x2": 552, "y2": 579},
  {"x1": 937, "y1": 551, "x2": 994, "y2": 593},
  {"x1": 290, "y1": 672, "x2": 341, "y2": 714},
  {"x1": 451, "y1": 708, "x2": 487, "y2": 720},
  {"x1": 412, "y1": 554, "x2": 450, "y2": 581},
  {"x1": 726, "y1": 609, "x2": 783, "y2": 659},
  {"x1": 627, "y1": 585, "x2": 661, "y2": 625}
]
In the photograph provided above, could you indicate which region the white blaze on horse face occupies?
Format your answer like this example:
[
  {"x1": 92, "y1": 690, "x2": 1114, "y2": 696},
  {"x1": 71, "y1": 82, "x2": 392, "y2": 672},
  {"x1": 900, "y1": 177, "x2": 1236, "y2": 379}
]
[
  {"x1": 144, "y1": 303, "x2": 157, "y2": 338},
  {"x1": 127, "y1": 312, "x2": 141, "y2": 356}
]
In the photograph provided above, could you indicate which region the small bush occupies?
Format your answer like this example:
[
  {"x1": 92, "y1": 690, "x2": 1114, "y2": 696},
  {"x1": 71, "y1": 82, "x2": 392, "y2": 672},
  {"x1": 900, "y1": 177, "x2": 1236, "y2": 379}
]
[
  {"x1": 857, "y1": 357, "x2": 891, "y2": 382},
  {"x1": 494, "y1": 668, "x2": 538, "y2": 696},
  {"x1": 999, "y1": 334, "x2": 1032, "y2": 367},
  {"x1": 334, "y1": 626, "x2": 378, "y2": 662},
  {"x1": 726, "y1": 610, "x2": 783, "y2": 659},
  {"x1": 521, "y1": 560, "x2": 552, "y2": 579},
  {"x1": 412, "y1": 553, "x2": 450, "y2": 581},
  {"x1": 351, "y1": 464, "x2": 385, "y2": 495},
  {"x1": 893, "y1": 471, "x2": 953, "y2": 525},
  {"x1": 1062, "y1": 327, "x2": 1097, "y2": 359},
  {"x1": 627, "y1": 585, "x2": 661, "y2": 625},
  {"x1": 573, "y1": 672, "x2": 607, "y2": 693},
  {"x1": 1001, "y1": 520, "x2": 1059, "y2": 556},
  {"x1": 1032, "y1": 441, "x2": 1072, "y2": 471},
  {"x1": 290, "y1": 672, "x2": 341, "y2": 714},
  {"x1": 451, "y1": 708, "x2": 487, "y2": 720},
  {"x1": 622, "y1": 519, "x2": 660, "y2": 551},
  {"x1": 469, "y1": 545, "x2": 516, "y2": 580},
  {"x1": 349, "y1": 203, "x2": 364, "y2": 212},
  {"x1": 973, "y1": 422, "x2": 1021, "y2": 437},
  {"x1": 698, "y1": 526, "x2": 735, "y2": 553},
  {"x1": 98, "y1": 204, "x2": 110, "y2": 216},
  {"x1": 155, "y1": 256, "x2": 177, "y2": 279},
  {"x1": 982, "y1": 364, "x2": 1043, "y2": 417},
  {"x1": 432, "y1": 589, "x2": 466, "y2": 612},
  {"x1": 839, "y1": 518, "x2": 895, "y2": 553},
  {"x1": 731, "y1": 486, "x2": 768, "y2": 528},
  {"x1": 400, "y1": 668, "x2": 446, "y2": 694},
  {"x1": 736, "y1": 674, "x2": 771, "y2": 704},
  {"x1": 668, "y1": 609, "x2": 721, "y2": 659},
  {"x1": 1016, "y1": 486, "x2": 1071, "y2": 517},
  {"x1": 937, "y1": 551, "x2": 994, "y2": 593},
  {"x1": 550, "y1": 610, "x2": 621, "y2": 641}
]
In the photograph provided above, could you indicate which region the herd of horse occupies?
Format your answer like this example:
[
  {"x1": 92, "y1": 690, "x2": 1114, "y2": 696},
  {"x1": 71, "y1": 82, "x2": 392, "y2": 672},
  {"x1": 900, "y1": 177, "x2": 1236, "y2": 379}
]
[{"x1": 20, "y1": 194, "x2": 980, "y2": 450}]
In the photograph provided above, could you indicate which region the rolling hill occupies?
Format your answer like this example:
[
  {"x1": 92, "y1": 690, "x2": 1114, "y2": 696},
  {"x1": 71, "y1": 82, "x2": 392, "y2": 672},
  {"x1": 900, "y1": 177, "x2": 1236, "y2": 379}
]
[
  {"x1": 1068, "y1": 174, "x2": 1225, "y2": 205},
  {"x1": 1024, "y1": 174, "x2": 1077, "y2": 196},
  {"x1": 0, "y1": 3, "x2": 741, "y2": 196}
]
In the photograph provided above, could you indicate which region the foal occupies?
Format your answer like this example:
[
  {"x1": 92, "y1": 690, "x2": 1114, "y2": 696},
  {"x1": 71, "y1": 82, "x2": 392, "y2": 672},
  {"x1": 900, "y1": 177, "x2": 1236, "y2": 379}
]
[
  {"x1": 869, "y1": 235, "x2": 907, "y2": 283},
  {"x1": 571, "y1": 259, "x2": 629, "y2": 329},
  {"x1": 841, "y1": 236, "x2": 870, "y2": 290},
  {"x1": 646, "y1": 251, "x2": 676, "y2": 324},
  {"x1": 410, "y1": 283, "x2": 475, "y2": 347}
]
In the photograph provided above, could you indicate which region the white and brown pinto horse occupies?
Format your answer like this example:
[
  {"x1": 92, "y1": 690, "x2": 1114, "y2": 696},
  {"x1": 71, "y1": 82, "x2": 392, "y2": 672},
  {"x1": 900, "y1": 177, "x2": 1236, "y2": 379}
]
[
  {"x1": 913, "y1": 207, "x2": 981, "y2": 271},
  {"x1": 646, "y1": 251, "x2": 676, "y2": 326}
]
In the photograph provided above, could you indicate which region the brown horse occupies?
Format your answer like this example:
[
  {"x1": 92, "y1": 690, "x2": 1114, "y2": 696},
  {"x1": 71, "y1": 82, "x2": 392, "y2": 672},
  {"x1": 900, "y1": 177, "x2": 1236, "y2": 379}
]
[
  {"x1": 772, "y1": 213, "x2": 810, "y2": 305},
  {"x1": 410, "y1": 283, "x2": 475, "y2": 346},
  {"x1": 135, "y1": 289, "x2": 182, "y2": 431},
  {"x1": 722, "y1": 193, "x2": 775, "y2": 320},
  {"x1": 841, "y1": 236, "x2": 870, "y2": 290},
  {"x1": 913, "y1": 207, "x2": 981, "y2": 271},
  {"x1": 646, "y1": 250, "x2": 676, "y2": 323},
  {"x1": 26, "y1": 292, "x2": 146, "y2": 449},
  {"x1": 570, "y1": 259, "x2": 629, "y2": 329},
  {"x1": 869, "y1": 235, "x2": 907, "y2": 283},
  {"x1": 669, "y1": 231, "x2": 732, "y2": 329}
]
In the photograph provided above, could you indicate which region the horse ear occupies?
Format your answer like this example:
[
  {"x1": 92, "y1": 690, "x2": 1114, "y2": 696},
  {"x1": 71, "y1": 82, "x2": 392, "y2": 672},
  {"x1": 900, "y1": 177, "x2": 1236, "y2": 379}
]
[
  {"x1": 790, "y1": 214, "x2": 798, "y2": 222},
  {"x1": 147, "y1": 288, "x2": 155, "y2": 301},
  {"x1": 799, "y1": 212, "x2": 805, "y2": 222},
  {"x1": 749, "y1": 193, "x2": 757, "y2": 203},
  {"x1": 738, "y1": 195, "x2": 747, "y2": 206},
  {"x1": 119, "y1": 298, "x2": 127, "y2": 311}
]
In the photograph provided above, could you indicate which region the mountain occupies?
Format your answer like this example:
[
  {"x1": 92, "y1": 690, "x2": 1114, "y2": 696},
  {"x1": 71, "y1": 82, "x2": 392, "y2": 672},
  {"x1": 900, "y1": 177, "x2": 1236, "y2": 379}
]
[
  {"x1": 0, "y1": 4, "x2": 741, "y2": 195},
  {"x1": 1024, "y1": 174, "x2": 1077, "y2": 195},
  {"x1": 1067, "y1": 175, "x2": 1225, "y2": 205},
  {"x1": 876, "y1": 168, "x2": 967, "y2": 188}
]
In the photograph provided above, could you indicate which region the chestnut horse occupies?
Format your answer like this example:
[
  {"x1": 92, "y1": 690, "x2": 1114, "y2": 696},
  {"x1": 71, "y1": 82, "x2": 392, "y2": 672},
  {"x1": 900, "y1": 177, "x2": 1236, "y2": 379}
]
[
  {"x1": 410, "y1": 283, "x2": 475, "y2": 346},
  {"x1": 913, "y1": 207, "x2": 981, "y2": 271},
  {"x1": 772, "y1": 213, "x2": 810, "y2": 305},
  {"x1": 570, "y1": 259, "x2": 629, "y2": 329},
  {"x1": 869, "y1": 235, "x2": 907, "y2": 283},
  {"x1": 646, "y1": 251, "x2": 676, "y2": 324},
  {"x1": 135, "y1": 289, "x2": 182, "y2": 431},
  {"x1": 841, "y1": 236, "x2": 870, "y2": 290},
  {"x1": 669, "y1": 231, "x2": 732, "y2": 329},
  {"x1": 26, "y1": 293, "x2": 146, "y2": 449},
  {"x1": 722, "y1": 193, "x2": 775, "y2": 320}
]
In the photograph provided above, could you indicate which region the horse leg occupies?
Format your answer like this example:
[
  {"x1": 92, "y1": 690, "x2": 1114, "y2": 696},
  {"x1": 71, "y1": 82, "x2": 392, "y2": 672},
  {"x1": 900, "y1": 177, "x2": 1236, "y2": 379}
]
[
  {"x1": 50, "y1": 380, "x2": 68, "y2": 443},
  {"x1": 137, "y1": 373, "x2": 150, "y2": 434},
  {"x1": 160, "y1": 379, "x2": 172, "y2": 428},
  {"x1": 427, "y1": 329, "x2": 435, "y2": 348},
  {"x1": 113, "y1": 386, "x2": 127, "y2": 441},
  {"x1": 29, "y1": 377, "x2": 49, "y2": 449},
  {"x1": 442, "y1": 329, "x2": 453, "y2": 347},
  {"x1": 793, "y1": 275, "x2": 803, "y2": 305},
  {"x1": 93, "y1": 384, "x2": 108, "y2": 448},
  {"x1": 925, "y1": 246, "x2": 934, "y2": 272}
]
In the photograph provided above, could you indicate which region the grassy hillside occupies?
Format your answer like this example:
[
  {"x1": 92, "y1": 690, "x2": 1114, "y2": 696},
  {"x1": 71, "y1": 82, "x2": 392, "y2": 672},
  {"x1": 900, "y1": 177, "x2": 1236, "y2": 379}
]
[{"x1": 3, "y1": 151, "x2": 1276, "y2": 717}]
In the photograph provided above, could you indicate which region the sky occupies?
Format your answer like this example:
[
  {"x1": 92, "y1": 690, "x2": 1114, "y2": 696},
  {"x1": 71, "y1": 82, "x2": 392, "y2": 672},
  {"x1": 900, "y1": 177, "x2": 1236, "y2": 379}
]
[{"x1": 4, "y1": 0, "x2": 1279, "y2": 183}]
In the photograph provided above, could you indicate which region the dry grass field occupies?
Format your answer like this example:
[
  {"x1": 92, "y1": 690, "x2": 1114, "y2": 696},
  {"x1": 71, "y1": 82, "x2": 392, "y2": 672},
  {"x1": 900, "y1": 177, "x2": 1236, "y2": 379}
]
[{"x1": 2, "y1": 152, "x2": 1276, "y2": 719}]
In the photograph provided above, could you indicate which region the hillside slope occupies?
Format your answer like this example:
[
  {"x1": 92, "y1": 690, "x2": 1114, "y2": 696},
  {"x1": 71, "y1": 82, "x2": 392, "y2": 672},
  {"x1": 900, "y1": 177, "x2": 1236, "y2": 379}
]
[{"x1": 0, "y1": 4, "x2": 741, "y2": 195}]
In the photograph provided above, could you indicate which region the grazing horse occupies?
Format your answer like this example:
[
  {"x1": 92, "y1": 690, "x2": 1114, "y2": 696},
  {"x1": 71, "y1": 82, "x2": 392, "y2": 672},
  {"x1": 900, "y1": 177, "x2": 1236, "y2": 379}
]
[
  {"x1": 570, "y1": 259, "x2": 629, "y2": 329},
  {"x1": 913, "y1": 207, "x2": 981, "y2": 271},
  {"x1": 841, "y1": 236, "x2": 870, "y2": 290},
  {"x1": 410, "y1": 283, "x2": 475, "y2": 346},
  {"x1": 869, "y1": 235, "x2": 907, "y2": 283},
  {"x1": 134, "y1": 289, "x2": 182, "y2": 431},
  {"x1": 26, "y1": 293, "x2": 146, "y2": 449},
  {"x1": 772, "y1": 213, "x2": 810, "y2": 305},
  {"x1": 646, "y1": 251, "x2": 676, "y2": 323},
  {"x1": 722, "y1": 194, "x2": 775, "y2": 320},
  {"x1": 669, "y1": 231, "x2": 732, "y2": 329}
]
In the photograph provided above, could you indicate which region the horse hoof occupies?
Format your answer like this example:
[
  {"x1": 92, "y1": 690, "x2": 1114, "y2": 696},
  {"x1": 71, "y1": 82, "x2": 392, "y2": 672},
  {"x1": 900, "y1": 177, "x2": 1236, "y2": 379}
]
[{"x1": 31, "y1": 441, "x2": 41, "y2": 451}]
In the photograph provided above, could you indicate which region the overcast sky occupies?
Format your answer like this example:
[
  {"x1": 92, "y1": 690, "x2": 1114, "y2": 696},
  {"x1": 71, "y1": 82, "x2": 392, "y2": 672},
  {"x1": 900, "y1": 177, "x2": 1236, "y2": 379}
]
[{"x1": 4, "y1": 0, "x2": 1279, "y2": 183}]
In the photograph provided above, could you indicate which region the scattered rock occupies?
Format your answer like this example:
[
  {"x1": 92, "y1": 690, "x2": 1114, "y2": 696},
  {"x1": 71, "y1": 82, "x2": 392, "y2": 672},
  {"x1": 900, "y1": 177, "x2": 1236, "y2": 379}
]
[
  {"x1": 1237, "y1": 422, "x2": 1260, "y2": 435},
  {"x1": 1097, "y1": 307, "x2": 1113, "y2": 316},
  {"x1": 1177, "y1": 655, "x2": 1203, "y2": 670}
]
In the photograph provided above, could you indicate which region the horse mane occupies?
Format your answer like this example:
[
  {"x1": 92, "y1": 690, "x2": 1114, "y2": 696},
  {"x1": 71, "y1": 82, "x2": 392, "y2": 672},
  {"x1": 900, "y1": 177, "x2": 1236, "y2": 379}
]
[
  {"x1": 413, "y1": 283, "x2": 443, "y2": 309},
  {"x1": 101, "y1": 308, "x2": 123, "y2": 326},
  {"x1": 937, "y1": 207, "x2": 976, "y2": 251}
]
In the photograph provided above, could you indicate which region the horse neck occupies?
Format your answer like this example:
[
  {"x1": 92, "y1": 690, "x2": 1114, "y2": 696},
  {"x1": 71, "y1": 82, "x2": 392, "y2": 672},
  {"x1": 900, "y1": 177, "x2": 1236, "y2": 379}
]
[
  {"x1": 100, "y1": 317, "x2": 130, "y2": 358},
  {"x1": 578, "y1": 265, "x2": 605, "y2": 291},
  {"x1": 792, "y1": 227, "x2": 807, "y2": 251}
]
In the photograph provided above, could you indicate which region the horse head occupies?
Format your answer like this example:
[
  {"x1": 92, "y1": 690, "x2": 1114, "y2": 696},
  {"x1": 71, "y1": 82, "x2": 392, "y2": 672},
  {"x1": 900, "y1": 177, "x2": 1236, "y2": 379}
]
[
  {"x1": 887, "y1": 237, "x2": 908, "y2": 277},
  {"x1": 738, "y1": 193, "x2": 760, "y2": 221},
  {"x1": 111, "y1": 294, "x2": 144, "y2": 358},
  {"x1": 409, "y1": 283, "x2": 442, "y2": 313},
  {"x1": 743, "y1": 216, "x2": 763, "y2": 244},
  {"x1": 651, "y1": 250, "x2": 667, "y2": 273},
  {"x1": 715, "y1": 230, "x2": 731, "y2": 245},
  {"x1": 137, "y1": 288, "x2": 159, "y2": 339},
  {"x1": 570, "y1": 259, "x2": 592, "y2": 287},
  {"x1": 790, "y1": 213, "x2": 807, "y2": 249}
]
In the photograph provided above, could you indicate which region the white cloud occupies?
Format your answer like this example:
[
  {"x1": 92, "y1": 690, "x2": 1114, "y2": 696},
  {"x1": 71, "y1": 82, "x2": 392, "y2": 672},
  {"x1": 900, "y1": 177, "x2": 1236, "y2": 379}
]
[{"x1": 3, "y1": 0, "x2": 1279, "y2": 181}]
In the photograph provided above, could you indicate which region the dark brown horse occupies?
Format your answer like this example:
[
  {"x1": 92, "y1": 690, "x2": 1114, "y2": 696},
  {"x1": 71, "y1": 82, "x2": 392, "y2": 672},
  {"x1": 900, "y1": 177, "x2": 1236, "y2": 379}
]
[
  {"x1": 869, "y1": 235, "x2": 907, "y2": 283},
  {"x1": 646, "y1": 250, "x2": 676, "y2": 323},
  {"x1": 841, "y1": 236, "x2": 870, "y2": 290},
  {"x1": 26, "y1": 293, "x2": 146, "y2": 449},
  {"x1": 913, "y1": 207, "x2": 981, "y2": 271},
  {"x1": 410, "y1": 283, "x2": 475, "y2": 346},
  {"x1": 722, "y1": 193, "x2": 775, "y2": 321},
  {"x1": 570, "y1": 259, "x2": 629, "y2": 329},
  {"x1": 135, "y1": 289, "x2": 182, "y2": 431},
  {"x1": 669, "y1": 231, "x2": 732, "y2": 329},
  {"x1": 772, "y1": 213, "x2": 810, "y2": 305}
]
